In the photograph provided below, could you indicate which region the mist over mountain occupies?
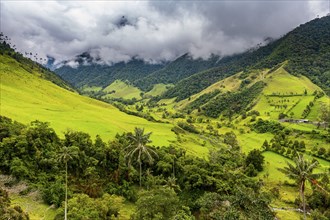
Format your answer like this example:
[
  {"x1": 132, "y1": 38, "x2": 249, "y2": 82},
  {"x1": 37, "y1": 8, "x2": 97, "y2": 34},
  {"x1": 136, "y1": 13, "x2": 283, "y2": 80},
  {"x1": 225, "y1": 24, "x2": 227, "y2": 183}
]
[{"x1": 2, "y1": 1, "x2": 327, "y2": 64}]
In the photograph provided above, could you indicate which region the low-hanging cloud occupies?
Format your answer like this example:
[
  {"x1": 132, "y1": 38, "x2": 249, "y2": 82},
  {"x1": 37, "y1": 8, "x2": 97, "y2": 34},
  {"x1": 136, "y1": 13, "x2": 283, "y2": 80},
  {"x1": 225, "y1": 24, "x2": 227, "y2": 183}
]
[{"x1": 1, "y1": 0, "x2": 328, "y2": 65}]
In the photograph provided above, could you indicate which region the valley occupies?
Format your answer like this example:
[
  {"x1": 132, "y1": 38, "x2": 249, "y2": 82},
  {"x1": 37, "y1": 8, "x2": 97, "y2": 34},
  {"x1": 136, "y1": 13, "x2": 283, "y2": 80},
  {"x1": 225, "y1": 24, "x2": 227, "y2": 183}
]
[{"x1": 0, "y1": 14, "x2": 329, "y2": 220}]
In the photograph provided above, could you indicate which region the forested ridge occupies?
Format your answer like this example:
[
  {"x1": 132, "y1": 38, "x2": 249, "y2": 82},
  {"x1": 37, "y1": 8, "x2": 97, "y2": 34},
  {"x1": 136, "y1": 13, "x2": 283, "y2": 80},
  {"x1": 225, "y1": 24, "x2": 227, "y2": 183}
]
[
  {"x1": 55, "y1": 57, "x2": 164, "y2": 88},
  {"x1": 54, "y1": 16, "x2": 330, "y2": 100},
  {"x1": 0, "y1": 33, "x2": 74, "y2": 92},
  {"x1": 163, "y1": 16, "x2": 330, "y2": 100}
]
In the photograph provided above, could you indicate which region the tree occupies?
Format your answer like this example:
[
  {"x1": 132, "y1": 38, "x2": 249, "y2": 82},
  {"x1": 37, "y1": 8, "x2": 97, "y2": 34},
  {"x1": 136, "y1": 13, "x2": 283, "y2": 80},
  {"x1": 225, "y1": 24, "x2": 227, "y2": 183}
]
[
  {"x1": 132, "y1": 187, "x2": 192, "y2": 220},
  {"x1": 58, "y1": 146, "x2": 74, "y2": 220},
  {"x1": 125, "y1": 127, "x2": 158, "y2": 187},
  {"x1": 319, "y1": 103, "x2": 330, "y2": 123},
  {"x1": 245, "y1": 149, "x2": 264, "y2": 172},
  {"x1": 278, "y1": 154, "x2": 320, "y2": 219}
]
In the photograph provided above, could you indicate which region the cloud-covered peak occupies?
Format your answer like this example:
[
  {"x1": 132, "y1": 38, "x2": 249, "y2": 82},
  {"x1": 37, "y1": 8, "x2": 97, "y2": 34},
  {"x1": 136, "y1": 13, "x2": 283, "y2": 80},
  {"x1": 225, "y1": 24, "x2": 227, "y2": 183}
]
[{"x1": 1, "y1": 1, "x2": 328, "y2": 65}]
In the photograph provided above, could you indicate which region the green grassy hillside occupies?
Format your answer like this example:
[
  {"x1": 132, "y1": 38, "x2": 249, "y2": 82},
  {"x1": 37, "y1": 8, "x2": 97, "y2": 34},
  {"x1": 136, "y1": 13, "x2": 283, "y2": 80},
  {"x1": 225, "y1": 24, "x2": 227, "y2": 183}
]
[
  {"x1": 103, "y1": 80, "x2": 142, "y2": 99},
  {"x1": 145, "y1": 83, "x2": 172, "y2": 97},
  {"x1": 253, "y1": 67, "x2": 328, "y2": 120},
  {"x1": 175, "y1": 65, "x2": 328, "y2": 121},
  {"x1": 163, "y1": 16, "x2": 330, "y2": 101},
  {"x1": 0, "y1": 55, "x2": 176, "y2": 146}
]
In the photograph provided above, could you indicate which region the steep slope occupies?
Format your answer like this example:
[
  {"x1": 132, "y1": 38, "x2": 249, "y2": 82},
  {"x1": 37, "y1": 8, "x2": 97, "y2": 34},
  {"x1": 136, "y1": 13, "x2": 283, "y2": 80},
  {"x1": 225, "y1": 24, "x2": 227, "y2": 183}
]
[
  {"x1": 163, "y1": 16, "x2": 330, "y2": 101},
  {"x1": 55, "y1": 53, "x2": 222, "y2": 92},
  {"x1": 55, "y1": 56, "x2": 164, "y2": 88},
  {"x1": 0, "y1": 54, "x2": 176, "y2": 146},
  {"x1": 181, "y1": 66, "x2": 328, "y2": 120},
  {"x1": 103, "y1": 80, "x2": 142, "y2": 99},
  {"x1": 0, "y1": 38, "x2": 73, "y2": 92},
  {"x1": 133, "y1": 53, "x2": 221, "y2": 91}
]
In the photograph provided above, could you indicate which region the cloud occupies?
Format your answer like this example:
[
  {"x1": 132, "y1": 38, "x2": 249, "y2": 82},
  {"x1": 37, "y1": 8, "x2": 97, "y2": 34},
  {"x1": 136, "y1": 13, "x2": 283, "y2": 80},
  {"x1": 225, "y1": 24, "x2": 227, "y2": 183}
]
[{"x1": 1, "y1": 0, "x2": 327, "y2": 64}]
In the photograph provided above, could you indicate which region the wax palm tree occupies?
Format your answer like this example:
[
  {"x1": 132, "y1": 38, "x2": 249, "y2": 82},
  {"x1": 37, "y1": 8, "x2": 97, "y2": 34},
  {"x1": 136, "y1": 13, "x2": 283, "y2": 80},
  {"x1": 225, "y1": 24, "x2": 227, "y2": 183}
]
[
  {"x1": 125, "y1": 127, "x2": 158, "y2": 187},
  {"x1": 278, "y1": 154, "x2": 320, "y2": 220},
  {"x1": 58, "y1": 146, "x2": 73, "y2": 220}
]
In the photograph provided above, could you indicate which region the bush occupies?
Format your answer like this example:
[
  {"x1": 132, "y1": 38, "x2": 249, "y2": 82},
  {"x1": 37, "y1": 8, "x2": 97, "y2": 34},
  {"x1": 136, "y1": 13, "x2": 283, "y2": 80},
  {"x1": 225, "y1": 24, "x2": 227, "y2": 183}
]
[{"x1": 177, "y1": 122, "x2": 199, "y2": 134}]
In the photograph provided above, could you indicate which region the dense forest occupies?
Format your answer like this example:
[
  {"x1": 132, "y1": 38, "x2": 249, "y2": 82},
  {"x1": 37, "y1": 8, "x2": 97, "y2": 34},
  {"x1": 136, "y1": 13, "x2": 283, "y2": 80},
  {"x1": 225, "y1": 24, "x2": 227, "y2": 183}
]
[
  {"x1": 55, "y1": 56, "x2": 164, "y2": 88},
  {"x1": 1, "y1": 116, "x2": 278, "y2": 219}
]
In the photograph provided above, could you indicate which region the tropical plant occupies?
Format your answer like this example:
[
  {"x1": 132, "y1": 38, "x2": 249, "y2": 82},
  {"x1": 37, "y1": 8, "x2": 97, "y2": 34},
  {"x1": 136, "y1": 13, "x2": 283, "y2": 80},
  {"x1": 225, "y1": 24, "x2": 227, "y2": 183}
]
[
  {"x1": 278, "y1": 154, "x2": 320, "y2": 219},
  {"x1": 125, "y1": 127, "x2": 158, "y2": 187},
  {"x1": 57, "y1": 146, "x2": 74, "y2": 220}
]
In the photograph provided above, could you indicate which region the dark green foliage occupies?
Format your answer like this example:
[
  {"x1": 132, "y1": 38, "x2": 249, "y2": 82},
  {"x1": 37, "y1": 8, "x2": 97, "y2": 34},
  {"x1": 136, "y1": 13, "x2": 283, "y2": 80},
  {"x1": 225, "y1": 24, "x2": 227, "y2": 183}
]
[
  {"x1": 55, "y1": 58, "x2": 164, "y2": 89},
  {"x1": 112, "y1": 102, "x2": 161, "y2": 123},
  {"x1": 55, "y1": 193, "x2": 123, "y2": 220},
  {"x1": 203, "y1": 82, "x2": 265, "y2": 118},
  {"x1": 197, "y1": 190, "x2": 274, "y2": 220},
  {"x1": 132, "y1": 187, "x2": 192, "y2": 220},
  {"x1": 278, "y1": 112, "x2": 288, "y2": 119},
  {"x1": 0, "y1": 116, "x2": 25, "y2": 141},
  {"x1": 245, "y1": 164, "x2": 258, "y2": 177},
  {"x1": 177, "y1": 122, "x2": 200, "y2": 134},
  {"x1": 163, "y1": 16, "x2": 330, "y2": 100},
  {"x1": 251, "y1": 118, "x2": 284, "y2": 134},
  {"x1": 0, "y1": 117, "x2": 275, "y2": 218},
  {"x1": 42, "y1": 177, "x2": 66, "y2": 207},
  {"x1": 245, "y1": 149, "x2": 264, "y2": 172},
  {"x1": 185, "y1": 90, "x2": 221, "y2": 111},
  {"x1": 0, "y1": 187, "x2": 29, "y2": 220},
  {"x1": 281, "y1": 18, "x2": 330, "y2": 94},
  {"x1": 135, "y1": 53, "x2": 221, "y2": 91}
]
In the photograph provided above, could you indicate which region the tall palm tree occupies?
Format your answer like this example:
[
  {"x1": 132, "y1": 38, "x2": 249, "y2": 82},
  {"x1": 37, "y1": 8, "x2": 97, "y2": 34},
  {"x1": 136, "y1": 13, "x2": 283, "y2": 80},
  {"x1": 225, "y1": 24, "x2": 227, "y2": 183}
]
[
  {"x1": 125, "y1": 127, "x2": 158, "y2": 187},
  {"x1": 58, "y1": 146, "x2": 73, "y2": 220},
  {"x1": 278, "y1": 154, "x2": 320, "y2": 220}
]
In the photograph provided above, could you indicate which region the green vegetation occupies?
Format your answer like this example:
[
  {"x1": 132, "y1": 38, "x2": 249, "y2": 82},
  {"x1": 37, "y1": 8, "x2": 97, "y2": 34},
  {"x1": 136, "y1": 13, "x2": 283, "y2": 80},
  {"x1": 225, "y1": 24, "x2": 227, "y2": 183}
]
[
  {"x1": 278, "y1": 154, "x2": 322, "y2": 219},
  {"x1": 163, "y1": 16, "x2": 330, "y2": 101},
  {"x1": 0, "y1": 54, "x2": 176, "y2": 146},
  {"x1": 0, "y1": 188, "x2": 29, "y2": 219},
  {"x1": 145, "y1": 83, "x2": 172, "y2": 97},
  {"x1": 0, "y1": 116, "x2": 276, "y2": 219},
  {"x1": 1, "y1": 16, "x2": 330, "y2": 219},
  {"x1": 134, "y1": 53, "x2": 222, "y2": 91},
  {"x1": 55, "y1": 57, "x2": 164, "y2": 88},
  {"x1": 203, "y1": 81, "x2": 265, "y2": 118},
  {"x1": 103, "y1": 80, "x2": 142, "y2": 100}
]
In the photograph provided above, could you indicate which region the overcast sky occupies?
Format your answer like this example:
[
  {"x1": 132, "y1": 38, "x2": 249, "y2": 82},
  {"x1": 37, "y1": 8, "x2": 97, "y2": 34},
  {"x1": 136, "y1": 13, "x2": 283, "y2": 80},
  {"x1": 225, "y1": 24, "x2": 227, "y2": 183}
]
[{"x1": 1, "y1": 0, "x2": 329, "y2": 65}]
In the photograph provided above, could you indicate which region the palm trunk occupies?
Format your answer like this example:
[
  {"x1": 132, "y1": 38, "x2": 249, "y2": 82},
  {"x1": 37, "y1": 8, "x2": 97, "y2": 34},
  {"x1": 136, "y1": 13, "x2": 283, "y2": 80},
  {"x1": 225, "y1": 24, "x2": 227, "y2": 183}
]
[
  {"x1": 65, "y1": 161, "x2": 68, "y2": 220},
  {"x1": 300, "y1": 181, "x2": 306, "y2": 220}
]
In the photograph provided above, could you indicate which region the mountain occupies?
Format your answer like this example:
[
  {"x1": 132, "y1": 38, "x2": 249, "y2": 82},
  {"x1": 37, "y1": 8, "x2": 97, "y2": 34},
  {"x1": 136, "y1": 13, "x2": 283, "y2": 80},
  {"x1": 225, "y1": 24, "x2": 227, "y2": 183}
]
[
  {"x1": 177, "y1": 66, "x2": 328, "y2": 120},
  {"x1": 55, "y1": 16, "x2": 330, "y2": 101},
  {"x1": 55, "y1": 55, "x2": 165, "y2": 88},
  {"x1": 133, "y1": 53, "x2": 221, "y2": 91},
  {"x1": 163, "y1": 16, "x2": 330, "y2": 100},
  {"x1": 55, "y1": 52, "x2": 222, "y2": 92}
]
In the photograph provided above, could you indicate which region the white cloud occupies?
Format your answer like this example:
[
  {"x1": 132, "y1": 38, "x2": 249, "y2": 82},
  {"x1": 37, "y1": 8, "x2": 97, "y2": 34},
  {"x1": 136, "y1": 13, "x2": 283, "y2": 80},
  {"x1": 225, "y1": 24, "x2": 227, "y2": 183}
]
[{"x1": 1, "y1": 0, "x2": 327, "y2": 64}]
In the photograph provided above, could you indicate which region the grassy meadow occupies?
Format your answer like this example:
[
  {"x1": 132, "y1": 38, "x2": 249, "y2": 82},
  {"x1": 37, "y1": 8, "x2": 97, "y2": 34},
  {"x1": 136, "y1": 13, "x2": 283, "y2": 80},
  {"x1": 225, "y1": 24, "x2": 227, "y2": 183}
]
[
  {"x1": 0, "y1": 55, "x2": 176, "y2": 146},
  {"x1": 103, "y1": 80, "x2": 142, "y2": 99}
]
